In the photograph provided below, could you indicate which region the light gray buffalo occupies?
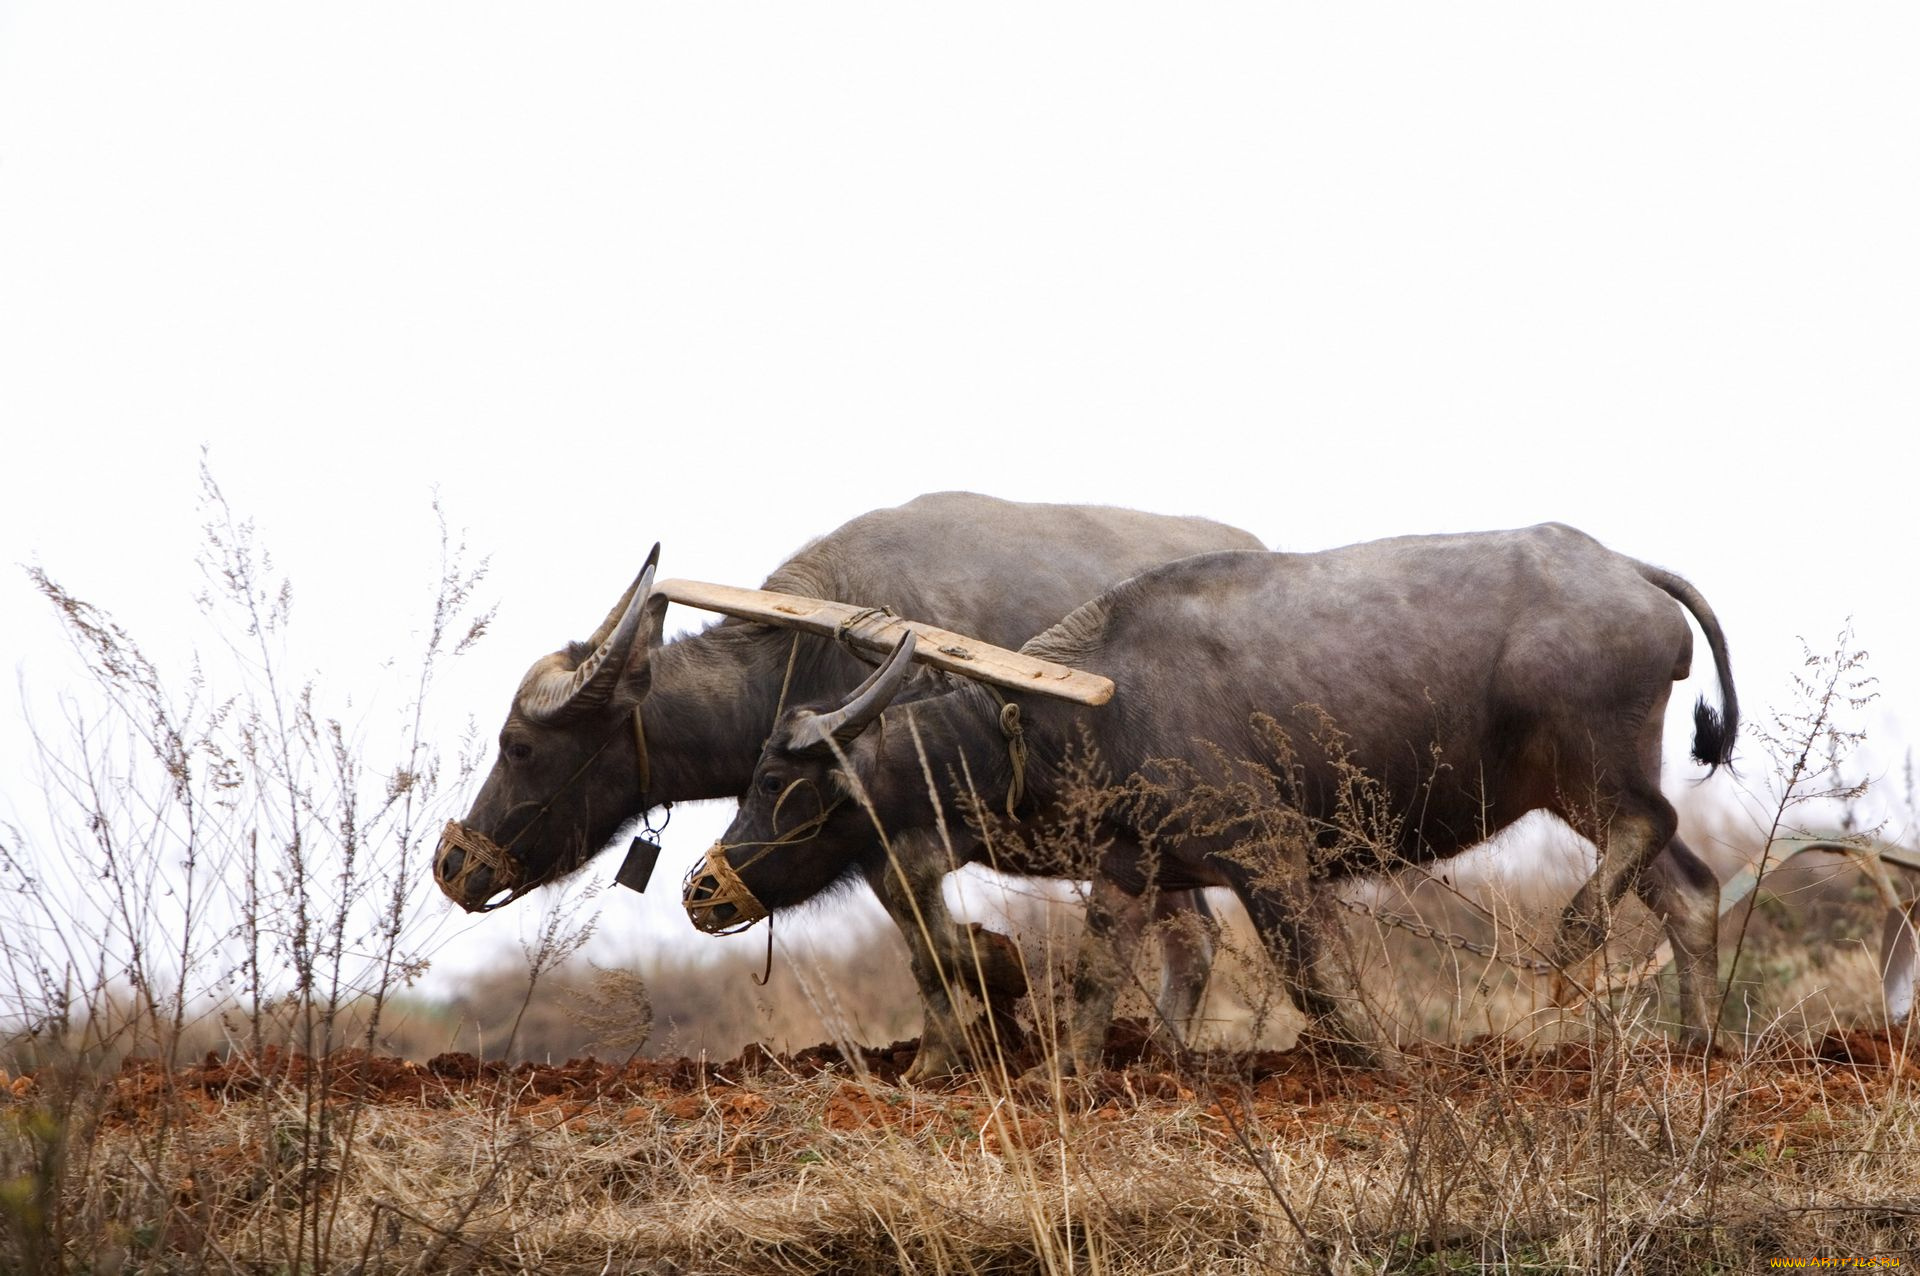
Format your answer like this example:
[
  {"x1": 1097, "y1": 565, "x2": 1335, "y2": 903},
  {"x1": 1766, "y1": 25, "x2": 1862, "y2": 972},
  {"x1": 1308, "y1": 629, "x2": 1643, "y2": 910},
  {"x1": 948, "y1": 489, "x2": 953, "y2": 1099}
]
[
  {"x1": 689, "y1": 524, "x2": 1738, "y2": 1074},
  {"x1": 434, "y1": 492, "x2": 1261, "y2": 1077}
]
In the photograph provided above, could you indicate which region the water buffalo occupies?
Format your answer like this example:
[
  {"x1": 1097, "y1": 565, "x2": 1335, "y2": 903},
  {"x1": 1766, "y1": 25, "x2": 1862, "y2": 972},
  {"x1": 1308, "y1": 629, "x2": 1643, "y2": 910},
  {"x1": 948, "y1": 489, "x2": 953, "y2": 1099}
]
[
  {"x1": 690, "y1": 524, "x2": 1738, "y2": 1073},
  {"x1": 435, "y1": 492, "x2": 1262, "y2": 1076}
]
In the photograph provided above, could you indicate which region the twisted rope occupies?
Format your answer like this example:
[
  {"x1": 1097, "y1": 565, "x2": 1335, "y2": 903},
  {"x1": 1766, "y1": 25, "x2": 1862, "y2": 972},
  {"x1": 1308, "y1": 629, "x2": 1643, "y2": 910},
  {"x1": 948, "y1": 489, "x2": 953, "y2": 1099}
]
[
  {"x1": 772, "y1": 630, "x2": 802, "y2": 720},
  {"x1": 996, "y1": 697, "x2": 1028, "y2": 819}
]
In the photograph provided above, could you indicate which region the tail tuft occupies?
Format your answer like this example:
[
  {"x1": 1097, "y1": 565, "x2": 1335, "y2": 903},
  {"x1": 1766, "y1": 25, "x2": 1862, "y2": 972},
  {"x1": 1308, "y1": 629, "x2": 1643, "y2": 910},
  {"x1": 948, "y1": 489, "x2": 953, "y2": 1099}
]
[{"x1": 1691, "y1": 696, "x2": 1734, "y2": 773}]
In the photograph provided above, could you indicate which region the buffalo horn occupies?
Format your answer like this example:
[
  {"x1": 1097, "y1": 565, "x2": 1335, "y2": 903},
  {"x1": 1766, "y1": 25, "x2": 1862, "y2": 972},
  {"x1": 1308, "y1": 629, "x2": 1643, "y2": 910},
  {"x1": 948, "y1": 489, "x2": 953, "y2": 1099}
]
[
  {"x1": 519, "y1": 544, "x2": 661, "y2": 723},
  {"x1": 792, "y1": 630, "x2": 918, "y2": 754},
  {"x1": 585, "y1": 542, "x2": 662, "y2": 652}
]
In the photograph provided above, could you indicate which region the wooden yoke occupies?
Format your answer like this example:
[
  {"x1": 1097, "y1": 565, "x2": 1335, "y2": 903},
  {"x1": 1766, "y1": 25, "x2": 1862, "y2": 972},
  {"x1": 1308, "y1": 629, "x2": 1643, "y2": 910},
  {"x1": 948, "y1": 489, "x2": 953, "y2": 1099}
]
[{"x1": 654, "y1": 578, "x2": 1115, "y2": 707}]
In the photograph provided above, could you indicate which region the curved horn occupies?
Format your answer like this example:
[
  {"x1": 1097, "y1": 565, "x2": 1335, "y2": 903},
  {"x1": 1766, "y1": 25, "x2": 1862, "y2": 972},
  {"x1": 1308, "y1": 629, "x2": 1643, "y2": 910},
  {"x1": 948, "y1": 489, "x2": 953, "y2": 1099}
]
[
  {"x1": 792, "y1": 630, "x2": 917, "y2": 754},
  {"x1": 585, "y1": 542, "x2": 661, "y2": 652},
  {"x1": 519, "y1": 544, "x2": 660, "y2": 723}
]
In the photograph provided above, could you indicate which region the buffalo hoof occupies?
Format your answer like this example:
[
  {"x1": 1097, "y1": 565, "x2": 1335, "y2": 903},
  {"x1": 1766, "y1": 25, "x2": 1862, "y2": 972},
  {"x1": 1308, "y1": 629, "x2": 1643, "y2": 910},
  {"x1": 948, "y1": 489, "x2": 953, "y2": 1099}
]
[
  {"x1": 1015, "y1": 1055, "x2": 1085, "y2": 1090},
  {"x1": 901, "y1": 1033, "x2": 968, "y2": 1087},
  {"x1": 1548, "y1": 955, "x2": 1603, "y2": 1010},
  {"x1": 1014, "y1": 1041, "x2": 1103, "y2": 1087}
]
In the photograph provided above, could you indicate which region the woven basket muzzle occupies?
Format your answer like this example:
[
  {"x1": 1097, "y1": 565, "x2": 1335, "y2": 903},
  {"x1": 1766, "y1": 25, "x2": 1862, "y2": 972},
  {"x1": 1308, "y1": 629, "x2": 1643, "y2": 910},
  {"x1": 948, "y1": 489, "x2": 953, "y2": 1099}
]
[
  {"x1": 435, "y1": 819, "x2": 523, "y2": 912},
  {"x1": 683, "y1": 840, "x2": 770, "y2": 935}
]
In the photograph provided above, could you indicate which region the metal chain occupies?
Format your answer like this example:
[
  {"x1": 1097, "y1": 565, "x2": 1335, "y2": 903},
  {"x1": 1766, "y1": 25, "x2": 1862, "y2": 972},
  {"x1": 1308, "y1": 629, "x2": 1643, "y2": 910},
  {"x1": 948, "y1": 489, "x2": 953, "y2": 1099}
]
[{"x1": 1331, "y1": 892, "x2": 1557, "y2": 977}]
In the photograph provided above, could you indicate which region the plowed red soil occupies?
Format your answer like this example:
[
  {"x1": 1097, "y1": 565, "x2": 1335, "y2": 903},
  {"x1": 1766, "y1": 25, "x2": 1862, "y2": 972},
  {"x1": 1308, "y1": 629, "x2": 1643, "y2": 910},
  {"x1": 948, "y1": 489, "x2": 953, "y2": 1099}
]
[{"x1": 58, "y1": 1021, "x2": 1920, "y2": 1147}]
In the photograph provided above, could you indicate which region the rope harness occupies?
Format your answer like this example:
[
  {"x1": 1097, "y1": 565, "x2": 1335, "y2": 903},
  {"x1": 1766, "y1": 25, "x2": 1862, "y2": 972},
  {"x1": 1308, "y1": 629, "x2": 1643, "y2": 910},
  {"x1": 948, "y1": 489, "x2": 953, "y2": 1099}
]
[
  {"x1": 773, "y1": 631, "x2": 802, "y2": 720},
  {"x1": 683, "y1": 774, "x2": 848, "y2": 934},
  {"x1": 984, "y1": 687, "x2": 1030, "y2": 819},
  {"x1": 445, "y1": 631, "x2": 808, "y2": 917},
  {"x1": 630, "y1": 702, "x2": 650, "y2": 796},
  {"x1": 434, "y1": 703, "x2": 658, "y2": 912}
]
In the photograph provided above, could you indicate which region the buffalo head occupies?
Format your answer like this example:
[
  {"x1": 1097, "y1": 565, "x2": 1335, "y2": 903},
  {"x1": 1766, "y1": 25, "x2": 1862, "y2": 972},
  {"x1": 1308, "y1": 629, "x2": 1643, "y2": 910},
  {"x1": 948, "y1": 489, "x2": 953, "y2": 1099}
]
[
  {"x1": 683, "y1": 630, "x2": 918, "y2": 933},
  {"x1": 436, "y1": 545, "x2": 667, "y2": 911}
]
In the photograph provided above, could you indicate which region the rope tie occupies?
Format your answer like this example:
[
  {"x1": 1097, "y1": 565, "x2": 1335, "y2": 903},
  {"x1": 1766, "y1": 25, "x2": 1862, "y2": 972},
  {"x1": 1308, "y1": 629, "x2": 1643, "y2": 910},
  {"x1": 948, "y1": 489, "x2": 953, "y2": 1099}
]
[
  {"x1": 631, "y1": 704, "x2": 651, "y2": 795},
  {"x1": 772, "y1": 631, "x2": 802, "y2": 720},
  {"x1": 725, "y1": 782, "x2": 846, "y2": 871},
  {"x1": 989, "y1": 690, "x2": 1029, "y2": 819},
  {"x1": 834, "y1": 604, "x2": 899, "y2": 666},
  {"x1": 752, "y1": 915, "x2": 776, "y2": 986}
]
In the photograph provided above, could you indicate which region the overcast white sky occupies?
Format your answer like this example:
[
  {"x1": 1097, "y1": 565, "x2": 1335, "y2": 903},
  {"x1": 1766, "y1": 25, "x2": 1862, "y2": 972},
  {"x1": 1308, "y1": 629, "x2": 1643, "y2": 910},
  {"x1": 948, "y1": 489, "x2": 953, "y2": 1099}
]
[{"x1": 3, "y1": 4, "x2": 1916, "y2": 987}]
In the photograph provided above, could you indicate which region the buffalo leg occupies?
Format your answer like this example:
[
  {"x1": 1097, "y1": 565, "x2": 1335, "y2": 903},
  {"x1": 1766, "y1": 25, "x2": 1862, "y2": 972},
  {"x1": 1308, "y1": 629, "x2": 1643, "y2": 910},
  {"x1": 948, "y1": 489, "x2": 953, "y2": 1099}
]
[
  {"x1": 1056, "y1": 875, "x2": 1145, "y2": 1076},
  {"x1": 1048, "y1": 878, "x2": 1216, "y2": 1076},
  {"x1": 1632, "y1": 835, "x2": 1721, "y2": 1045},
  {"x1": 1153, "y1": 887, "x2": 1216, "y2": 1045},
  {"x1": 1239, "y1": 878, "x2": 1378, "y2": 1065},
  {"x1": 1082, "y1": 879, "x2": 1217, "y2": 1048},
  {"x1": 1550, "y1": 784, "x2": 1681, "y2": 980},
  {"x1": 1546, "y1": 679, "x2": 1723, "y2": 1041},
  {"x1": 864, "y1": 830, "x2": 1025, "y2": 1084}
]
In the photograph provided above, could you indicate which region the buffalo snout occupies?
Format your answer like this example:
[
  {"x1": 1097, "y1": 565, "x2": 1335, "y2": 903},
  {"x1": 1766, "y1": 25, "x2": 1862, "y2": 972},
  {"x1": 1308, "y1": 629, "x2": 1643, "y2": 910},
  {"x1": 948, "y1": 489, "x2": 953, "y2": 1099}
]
[
  {"x1": 435, "y1": 820, "x2": 518, "y2": 912},
  {"x1": 684, "y1": 872, "x2": 737, "y2": 932}
]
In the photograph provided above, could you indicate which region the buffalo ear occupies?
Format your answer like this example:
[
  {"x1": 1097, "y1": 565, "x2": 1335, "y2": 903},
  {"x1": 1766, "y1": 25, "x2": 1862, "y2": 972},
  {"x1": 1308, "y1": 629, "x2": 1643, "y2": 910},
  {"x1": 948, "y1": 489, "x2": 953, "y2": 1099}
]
[
  {"x1": 623, "y1": 591, "x2": 670, "y2": 699},
  {"x1": 518, "y1": 548, "x2": 658, "y2": 723},
  {"x1": 641, "y1": 591, "x2": 669, "y2": 650},
  {"x1": 786, "y1": 710, "x2": 838, "y2": 759}
]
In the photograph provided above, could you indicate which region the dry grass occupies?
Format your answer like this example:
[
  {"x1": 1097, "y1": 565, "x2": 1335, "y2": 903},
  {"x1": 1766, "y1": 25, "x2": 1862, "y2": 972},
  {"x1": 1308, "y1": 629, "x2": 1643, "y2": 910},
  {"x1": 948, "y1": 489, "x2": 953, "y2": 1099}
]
[{"x1": 11, "y1": 1022, "x2": 1920, "y2": 1274}]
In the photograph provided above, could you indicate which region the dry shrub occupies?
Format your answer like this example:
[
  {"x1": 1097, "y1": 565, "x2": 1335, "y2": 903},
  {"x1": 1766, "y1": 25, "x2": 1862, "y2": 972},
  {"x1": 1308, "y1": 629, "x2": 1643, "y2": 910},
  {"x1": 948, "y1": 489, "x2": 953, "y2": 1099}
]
[
  {"x1": 0, "y1": 461, "x2": 492, "y2": 1275},
  {"x1": 3, "y1": 461, "x2": 1910, "y2": 1276}
]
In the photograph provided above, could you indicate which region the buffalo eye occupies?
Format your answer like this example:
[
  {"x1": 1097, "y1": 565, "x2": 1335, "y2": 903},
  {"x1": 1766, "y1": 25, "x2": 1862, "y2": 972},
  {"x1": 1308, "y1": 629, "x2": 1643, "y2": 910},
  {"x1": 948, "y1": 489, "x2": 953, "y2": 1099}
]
[
  {"x1": 504, "y1": 740, "x2": 534, "y2": 765},
  {"x1": 758, "y1": 772, "x2": 785, "y2": 797}
]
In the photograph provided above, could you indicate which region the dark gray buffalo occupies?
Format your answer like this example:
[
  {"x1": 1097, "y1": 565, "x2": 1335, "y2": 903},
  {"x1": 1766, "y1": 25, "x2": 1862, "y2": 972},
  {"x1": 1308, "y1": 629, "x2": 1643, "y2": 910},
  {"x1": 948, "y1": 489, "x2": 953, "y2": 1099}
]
[
  {"x1": 690, "y1": 524, "x2": 1737, "y2": 1073},
  {"x1": 435, "y1": 492, "x2": 1261, "y2": 1076}
]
